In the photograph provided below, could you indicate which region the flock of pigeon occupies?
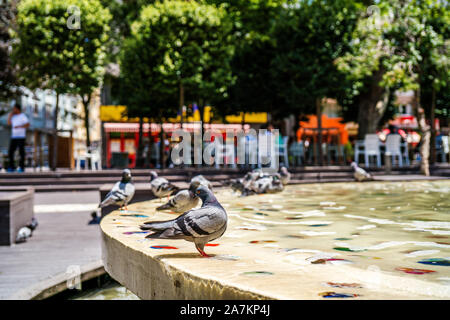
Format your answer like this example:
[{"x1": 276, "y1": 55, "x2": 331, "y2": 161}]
[{"x1": 93, "y1": 162, "x2": 373, "y2": 256}]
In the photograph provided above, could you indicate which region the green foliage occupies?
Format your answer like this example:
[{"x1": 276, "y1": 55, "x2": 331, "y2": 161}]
[
  {"x1": 336, "y1": 0, "x2": 449, "y2": 106},
  {"x1": 119, "y1": 0, "x2": 235, "y2": 119},
  {"x1": 0, "y1": 0, "x2": 19, "y2": 102},
  {"x1": 272, "y1": 0, "x2": 362, "y2": 114},
  {"x1": 13, "y1": 0, "x2": 111, "y2": 96},
  {"x1": 205, "y1": 0, "x2": 286, "y2": 117}
]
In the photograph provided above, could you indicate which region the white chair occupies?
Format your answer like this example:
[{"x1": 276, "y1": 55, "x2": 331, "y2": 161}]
[
  {"x1": 75, "y1": 148, "x2": 102, "y2": 171},
  {"x1": 354, "y1": 140, "x2": 365, "y2": 164},
  {"x1": 289, "y1": 141, "x2": 304, "y2": 166},
  {"x1": 257, "y1": 133, "x2": 277, "y2": 169},
  {"x1": 436, "y1": 136, "x2": 449, "y2": 163},
  {"x1": 75, "y1": 149, "x2": 87, "y2": 171},
  {"x1": 88, "y1": 148, "x2": 102, "y2": 170},
  {"x1": 275, "y1": 136, "x2": 289, "y2": 168},
  {"x1": 385, "y1": 134, "x2": 403, "y2": 167},
  {"x1": 401, "y1": 141, "x2": 410, "y2": 166},
  {"x1": 214, "y1": 141, "x2": 236, "y2": 169},
  {"x1": 151, "y1": 142, "x2": 161, "y2": 168},
  {"x1": 364, "y1": 134, "x2": 381, "y2": 167}
]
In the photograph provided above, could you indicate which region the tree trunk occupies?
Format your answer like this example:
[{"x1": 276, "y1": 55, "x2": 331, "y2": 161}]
[
  {"x1": 316, "y1": 98, "x2": 323, "y2": 166},
  {"x1": 137, "y1": 116, "x2": 144, "y2": 168},
  {"x1": 414, "y1": 89, "x2": 430, "y2": 176},
  {"x1": 179, "y1": 82, "x2": 184, "y2": 127},
  {"x1": 51, "y1": 93, "x2": 59, "y2": 171},
  {"x1": 147, "y1": 119, "x2": 153, "y2": 168},
  {"x1": 82, "y1": 94, "x2": 92, "y2": 168},
  {"x1": 356, "y1": 69, "x2": 389, "y2": 139},
  {"x1": 159, "y1": 121, "x2": 165, "y2": 169},
  {"x1": 430, "y1": 86, "x2": 436, "y2": 164}
]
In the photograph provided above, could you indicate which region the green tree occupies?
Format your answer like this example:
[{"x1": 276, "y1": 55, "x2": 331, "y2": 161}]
[
  {"x1": 336, "y1": 0, "x2": 449, "y2": 174},
  {"x1": 271, "y1": 0, "x2": 361, "y2": 163},
  {"x1": 205, "y1": 0, "x2": 286, "y2": 120},
  {"x1": 0, "y1": 0, "x2": 19, "y2": 104},
  {"x1": 13, "y1": 0, "x2": 111, "y2": 169},
  {"x1": 136, "y1": 1, "x2": 235, "y2": 121}
]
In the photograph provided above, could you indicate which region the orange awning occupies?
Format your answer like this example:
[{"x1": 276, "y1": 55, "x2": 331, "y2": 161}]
[{"x1": 297, "y1": 115, "x2": 348, "y2": 145}]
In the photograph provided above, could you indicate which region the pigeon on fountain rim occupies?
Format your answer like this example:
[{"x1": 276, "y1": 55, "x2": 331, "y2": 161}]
[{"x1": 140, "y1": 185, "x2": 227, "y2": 257}]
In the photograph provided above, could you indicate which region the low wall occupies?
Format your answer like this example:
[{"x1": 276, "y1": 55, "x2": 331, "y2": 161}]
[{"x1": 0, "y1": 187, "x2": 34, "y2": 246}]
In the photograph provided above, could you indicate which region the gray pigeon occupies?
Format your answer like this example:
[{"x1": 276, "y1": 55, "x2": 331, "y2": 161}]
[
  {"x1": 140, "y1": 185, "x2": 227, "y2": 257},
  {"x1": 150, "y1": 171, "x2": 179, "y2": 199},
  {"x1": 249, "y1": 174, "x2": 284, "y2": 194},
  {"x1": 279, "y1": 166, "x2": 291, "y2": 185},
  {"x1": 16, "y1": 227, "x2": 32, "y2": 243},
  {"x1": 227, "y1": 168, "x2": 262, "y2": 195},
  {"x1": 190, "y1": 174, "x2": 213, "y2": 190},
  {"x1": 351, "y1": 162, "x2": 374, "y2": 182},
  {"x1": 156, "y1": 181, "x2": 200, "y2": 213},
  {"x1": 99, "y1": 169, "x2": 136, "y2": 210}
]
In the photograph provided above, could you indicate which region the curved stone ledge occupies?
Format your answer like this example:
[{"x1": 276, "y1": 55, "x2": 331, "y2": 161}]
[{"x1": 101, "y1": 186, "x2": 450, "y2": 300}]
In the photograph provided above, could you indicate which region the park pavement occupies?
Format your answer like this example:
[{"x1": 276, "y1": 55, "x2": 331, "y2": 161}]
[{"x1": 0, "y1": 191, "x2": 102, "y2": 299}]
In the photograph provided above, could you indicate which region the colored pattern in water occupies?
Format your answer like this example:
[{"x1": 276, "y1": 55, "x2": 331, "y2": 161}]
[
  {"x1": 219, "y1": 180, "x2": 450, "y2": 288},
  {"x1": 319, "y1": 291, "x2": 360, "y2": 298},
  {"x1": 417, "y1": 258, "x2": 450, "y2": 266},
  {"x1": 324, "y1": 282, "x2": 363, "y2": 289},
  {"x1": 241, "y1": 271, "x2": 274, "y2": 276},
  {"x1": 396, "y1": 267, "x2": 436, "y2": 275},
  {"x1": 120, "y1": 214, "x2": 149, "y2": 218}
]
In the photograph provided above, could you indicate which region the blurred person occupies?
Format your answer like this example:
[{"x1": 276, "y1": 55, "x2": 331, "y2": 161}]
[
  {"x1": 7, "y1": 103, "x2": 29, "y2": 172},
  {"x1": 387, "y1": 124, "x2": 406, "y2": 142}
]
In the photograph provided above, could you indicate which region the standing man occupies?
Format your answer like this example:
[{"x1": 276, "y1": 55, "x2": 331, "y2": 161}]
[{"x1": 7, "y1": 103, "x2": 29, "y2": 172}]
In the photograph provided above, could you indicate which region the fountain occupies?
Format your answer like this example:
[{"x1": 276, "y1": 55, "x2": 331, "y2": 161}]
[{"x1": 101, "y1": 181, "x2": 450, "y2": 299}]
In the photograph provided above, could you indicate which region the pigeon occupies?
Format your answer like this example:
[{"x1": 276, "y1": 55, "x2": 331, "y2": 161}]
[
  {"x1": 190, "y1": 174, "x2": 213, "y2": 190},
  {"x1": 140, "y1": 185, "x2": 227, "y2": 257},
  {"x1": 91, "y1": 169, "x2": 135, "y2": 223},
  {"x1": 27, "y1": 217, "x2": 38, "y2": 231},
  {"x1": 249, "y1": 174, "x2": 284, "y2": 194},
  {"x1": 351, "y1": 162, "x2": 374, "y2": 182},
  {"x1": 279, "y1": 166, "x2": 291, "y2": 185},
  {"x1": 150, "y1": 171, "x2": 179, "y2": 199},
  {"x1": 156, "y1": 181, "x2": 201, "y2": 213},
  {"x1": 226, "y1": 169, "x2": 262, "y2": 194},
  {"x1": 16, "y1": 227, "x2": 32, "y2": 243}
]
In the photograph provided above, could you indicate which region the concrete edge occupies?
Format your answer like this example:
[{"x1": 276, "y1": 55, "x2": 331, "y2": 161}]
[
  {"x1": 8, "y1": 260, "x2": 105, "y2": 300},
  {"x1": 101, "y1": 228, "x2": 276, "y2": 300}
]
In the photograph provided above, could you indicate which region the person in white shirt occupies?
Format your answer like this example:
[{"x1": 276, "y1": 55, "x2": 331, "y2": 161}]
[{"x1": 7, "y1": 103, "x2": 29, "y2": 172}]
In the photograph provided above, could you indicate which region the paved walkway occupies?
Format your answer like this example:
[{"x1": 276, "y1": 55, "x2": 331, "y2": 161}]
[{"x1": 0, "y1": 191, "x2": 102, "y2": 299}]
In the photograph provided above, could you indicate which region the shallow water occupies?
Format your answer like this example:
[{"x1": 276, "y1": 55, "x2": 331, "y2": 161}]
[
  {"x1": 72, "y1": 282, "x2": 139, "y2": 300},
  {"x1": 221, "y1": 180, "x2": 450, "y2": 286},
  {"x1": 106, "y1": 180, "x2": 450, "y2": 299}
]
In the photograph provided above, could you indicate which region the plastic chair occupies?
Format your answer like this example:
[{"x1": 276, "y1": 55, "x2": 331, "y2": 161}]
[
  {"x1": 401, "y1": 141, "x2": 410, "y2": 166},
  {"x1": 276, "y1": 136, "x2": 289, "y2": 168},
  {"x1": 364, "y1": 134, "x2": 381, "y2": 167},
  {"x1": 436, "y1": 136, "x2": 449, "y2": 163},
  {"x1": 257, "y1": 132, "x2": 277, "y2": 169},
  {"x1": 75, "y1": 149, "x2": 87, "y2": 171},
  {"x1": 151, "y1": 142, "x2": 161, "y2": 168},
  {"x1": 88, "y1": 148, "x2": 102, "y2": 170},
  {"x1": 385, "y1": 134, "x2": 403, "y2": 167},
  {"x1": 214, "y1": 140, "x2": 236, "y2": 169},
  {"x1": 289, "y1": 141, "x2": 304, "y2": 166},
  {"x1": 354, "y1": 140, "x2": 365, "y2": 164}
]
